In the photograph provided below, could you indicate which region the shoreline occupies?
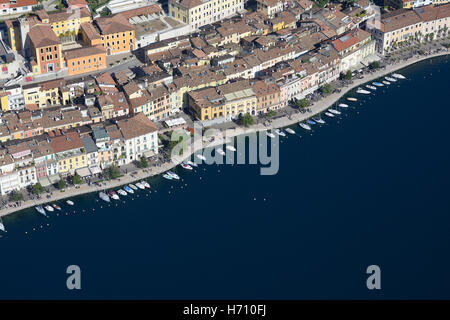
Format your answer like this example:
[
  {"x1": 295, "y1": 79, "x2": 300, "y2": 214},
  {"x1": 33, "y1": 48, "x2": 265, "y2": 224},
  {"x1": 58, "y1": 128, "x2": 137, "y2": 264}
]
[{"x1": 1, "y1": 50, "x2": 449, "y2": 219}]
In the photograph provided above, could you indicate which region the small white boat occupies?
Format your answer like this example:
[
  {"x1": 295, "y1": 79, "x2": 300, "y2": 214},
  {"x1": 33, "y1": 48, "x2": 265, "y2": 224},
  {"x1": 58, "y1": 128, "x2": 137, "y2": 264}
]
[
  {"x1": 267, "y1": 132, "x2": 276, "y2": 138},
  {"x1": 124, "y1": 185, "x2": 134, "y2": 194},
  {"x1": 109, "y1": 190, "x2": 120, "y2": 200},
  {"x1": 129, "y1": 184, "x2": 138, "y2": 190},
  {"x1": 52, "y1": 204, "x2": 62, "y2": 211},
  {"x1": 328, "y1": 109, "x2": 341, "y2": 115},
  {"x1": 167, "y1": 171, "x2": 180, "y2": 180},
  {"x1": 325, "y1": 112, "x2": 335, "y2": 118},
  {"x1": 366, "y1": 85, "x2": 377, "y2": 90},
  {"x1": 299, "y1": 122, "x2": 312, "y2": 130},
  {"x1": 135, "y1": 182, "x2": 145, "y2": 190},
  {"x1": 274, "y1": 129, "x2": 286, "y2": 137},
  {"x1": 313, "y1": 117, "x2": 325, "y2": 124},
  {"x1": 285, "y1": 128, "x2": 295, "y2": 134},
  {"x1": 36, "y1": 206, "x2": 47, "y2": 217},
  {"x1": 356, "y1": 88, "x2": 371, "y2": 94},
  {"x1": 382, "y1": 80, "x2": 391, "y2": 85},
  {"x1": 373, "y1": 82, "x2": 384, "y2": 87},
  {"x1": 66, "y1": 200, "x2": 74, "y2": 206},
  {"x1": 117, "y1": 189, "x2": 127, "y2": 196},
  {"x1": 0, "y1": 217, "x2": 6, "y2": 232},
  {"x1": 392, "y1": 73, "x2": 406, "y2": 79},
  {"x1": 141, "y1": 181, "x2": 150, "y2": 189},
  {"x1": 186, "y1": 160, "x2": 198, "y2": 167},
  {"x1": 226, "y1": 145, "x2": 236, "y2": 152},
  {"x1": 181, "y1": 163, "x2": 193, "y2": 170},
  {"x1": 216, "y1": 148, "x2": 226, "y2": 156},
  {"x1": 338, "y1": 103, "x2": 349, "y2": 108},
  {"x1": 385, "y1": 76, "x2": 397, "y2": 82},
  {"x1": 196, "y1": 154, "x2": 206, "y2": 161},
  {"x1": 99, "y1": 192, "x2": 110, "y2": 202},
  {"x1": 347, "y1": 97, "x2": 358, "y2": 102},
  {"x1": 44, "y1": 205, "x2": 54, "y2": 212},
  {"x1": 163, "y1": 174, "x2": 173, "y2": 180}
]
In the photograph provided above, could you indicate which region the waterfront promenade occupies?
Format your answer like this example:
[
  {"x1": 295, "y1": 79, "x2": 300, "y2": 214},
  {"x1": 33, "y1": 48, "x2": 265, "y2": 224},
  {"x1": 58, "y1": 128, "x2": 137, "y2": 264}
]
[{"x1": 1, "y1": 49, "x2": 449, "y2": 219}]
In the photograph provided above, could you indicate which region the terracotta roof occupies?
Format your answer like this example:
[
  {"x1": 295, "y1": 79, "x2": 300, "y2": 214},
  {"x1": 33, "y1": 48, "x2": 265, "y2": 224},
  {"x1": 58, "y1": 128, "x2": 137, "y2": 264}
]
[
  {"x1": 114, "y1": 4, "x2": 162, "y2": 20},
  {"x1": 64, "y1": 45, "x2": 106, "y2": 60},
  {"x1": 380, "y1": 9, "x2": 422, "y2": 33},
  {"x1": 29, "y1": 24, "x2": 60, "y2": 48},
  {"x1": 47, "y1": 7, "x2": 91, "y2": 24},
  {"x1": 95, "y1": 15, "x2": 134, "y2": 35},
  {"x1": 50, "y1": 131, "x2": 83, "y2": 153},
  {"x1": 0, "y1": 0, "x2": 37, "y2": 8},
  {"x1": 116, "y1": 113, "x2": 157, "y2": 140},
  {"x1": 81, "y1": 22, "x2": 101, "y2": 40}
]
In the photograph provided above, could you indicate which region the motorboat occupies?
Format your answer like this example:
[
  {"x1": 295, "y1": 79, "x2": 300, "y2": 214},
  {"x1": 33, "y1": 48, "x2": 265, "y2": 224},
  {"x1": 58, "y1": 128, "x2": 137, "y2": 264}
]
[
  {"x1": 117, "y1": 189, "x2": 127, "y2": 196},
  {"x1": 163, "y1": 173, "x2": 173, "y2": 180},
  {"x1": 385, "y1": 76, "x2": 397, "y2": 82},
  {"x1": 382, "y1": 80, "x2": 391, "y2": 85},
  {"x1": 306, "y1": 119, "x2": 316, "y2": 125},
  {"x1": 136, "y1": 182, "x2": 145, "y2": 190},
  {"x1": 347, "y1": 97, "x2": 358, "y2": 102},
  {"x1": 274, "y1": 129, "x2": 286, "y2": 137},
  {"x1": 366, "y1": 85, "x2": 377, "y2": 90},
  {"x1": 141, "y1": 181, "x2": 151, "y2": 189},
  {"x1": 338, "y1": 103, "x2": 349, "y2": 108},
  {"x1": 186, "y1": 160, "x2": 198, "y2": 167},
  {"x1": 44, "y1": 205, "x2": 54, "y2": 212},
  {"x1": 325, "y1": 112, "x2": 335, "y2": 118},
  {"x1": 392, "y1": 73, "x2": 406, "y2": 79},
  {"x1": 167, "y1": 171, "x2": 180, "y2": 180},
  {"x1": 129, "y1": 184, "x2": 138, "y2": 190},
  {"x1": 216, "y1": 148, "x2": 226, "y2": 156},
  {"x1": 328, "y1": 109, "x2": 341, "y2": 115},
  {"x1": 313, "y1": 117, "x2": 325, "y2": 124},
  {"x1": 181, "y1": 163, "x2": 193, "y2": 170},
  {"x1": 52, "y1": 204, "x2": 62, "y2": 211},
  {"x1": 356, "y1": 88, "x2": 371, "y2": 94},
  {"x1": 373, "y1": 82, "x2": 384, "y2": 87},
  {"x1": 99, "y1": 192, "x2": 110, "y2": 202},
  {"x1": 124, "y1": 185, "x2": 134, "y2": 194},
  {"x1": 36, "y1": 206, "x2": 47, "y2": 217},
  {"x1": 299, "y1": 122, "x2": 312, "y2": 130},
  {"x1": 267, "y1": 132, "x2": 276, "y2": 138},
  {"x1": 285, "y1": 128, "x2": 296, "y2": 134},
  {"x1": 196, "y1": 154, "x2": 206, "y2": 161},
  {"x1": 226, "y1": 145, "x2": 236, "y2": 152},
  {"x1": 0, "y1": 217, "x2": 5, "y2": 232},
  {"x1": 66, "y1": 200, "x2": 74, "y2": 206},
  {"x1": 108, "y1": 190, "x2": 120, "y2": 200}
]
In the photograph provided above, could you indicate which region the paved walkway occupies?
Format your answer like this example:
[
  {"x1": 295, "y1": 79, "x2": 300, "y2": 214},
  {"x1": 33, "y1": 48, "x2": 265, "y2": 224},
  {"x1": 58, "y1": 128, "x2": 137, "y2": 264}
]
[{"x1": 1, "y1": 49, "x2": 449, "y2": 219}]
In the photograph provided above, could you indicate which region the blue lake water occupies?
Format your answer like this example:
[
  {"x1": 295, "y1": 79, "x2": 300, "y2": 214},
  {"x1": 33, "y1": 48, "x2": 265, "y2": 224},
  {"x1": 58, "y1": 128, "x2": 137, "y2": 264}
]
[{"x1": 1, "y1": 55, "x2": 450, "y2": 299}]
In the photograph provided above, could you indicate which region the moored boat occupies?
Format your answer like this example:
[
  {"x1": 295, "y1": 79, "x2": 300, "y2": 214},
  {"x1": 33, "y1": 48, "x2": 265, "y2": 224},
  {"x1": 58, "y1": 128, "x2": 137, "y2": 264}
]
[
  {"x1": 124, "y1": 185, "x2": 134, "y2": 194},
  {"x1": 167, "y1": 171, "x2": 180, "y2": 180},
  {"x1": 299, "y1": 122, "x2": 312, "y2": 130},
  {"x1": 117, "y1": 189, "x2": 127, "y2": 196},
  {"x1": 216, "y1": 148, "x2": 226, "y2": 156},
  {"x1": 306, "y1": 119, "x2": 316, "y2": 125},
  {"x1": 385, "y1": 76, "x2": 397, "y2": 82},
  {"x1": 382, "y1": 80, "x2": 391, "y2": 85},
  {"x1": 366, "y1": 85, "x2": 377, "y2": 90},
  {"x1": 163, "y1": 173, "x2": 173, "y2": 180},
  {"x1": 66, "y1": 200, "x2": 74, "y2": 206},
  {"x1": 129, "y1": 184, "x2": 138, "y2": 190},
  {"x1": 108, "y1": 190, "x2": 120, "y2": 200},
  {"x1": 392, "y1": 73, "x2": 406, "y2": 79},
  {"x1": 313, "y1": 117, "x2": 325, "y2": 124},
  {"x1": 196, "y1": 154, "x2": 206, "y2": 161},
  {"x1": 44, "y1": 205, "x2": 54, "y2": 212},
  {"x1": 274, "y1": 129, "x2": 286, "y2": 137},
  {"x1": 0, "y1": 217, "x2": 5, "y2": 232},
  {"x1": 328, "y1": 108, "x2": 341, "y2": 115},
  {"x1": 52, "y1": 204, "x2": 62, "y2": 211},
  {"x1": 181, "y1": 163, "x2": 193, "y2": 170},
  {"x1": 36, "y1": 205, "x2": 47, "y2": 217},
  {"x1": 186, "y1": 160, "x2": 198, "y2": 167},
  {"x1": 226, "y1": 145, "x2": 236, "y2": 152},
  {"x1": 347, "y1": 97, "x2": 358, "y2": 101},
  {"x1": 373, "y1": 82, "x2": 384, "y2": 87},
  {"x1": 285, "y1": 128, "x2": 296, "y2": 134},
  {"x1": 325, "y1": 112, "x2": 335, "y2": 118},
  {"x1": 135, "y1": 182, "x2": 145, "y2": 190},
  {"x1": 356, "y1": 88, "x2": 371, "y2": 94},
  {"x1": 266, "y1": 132, "x2": 275, "y2": 138},
  {"x1": 141, "y1": 181, "x2": 150, "y2": 189},
  {"x1": 99, "y1": 192, "x2": 110, "y2": 202},
  {"x1": 338, "y1": 103, "x2": 349, "y2": 108}
]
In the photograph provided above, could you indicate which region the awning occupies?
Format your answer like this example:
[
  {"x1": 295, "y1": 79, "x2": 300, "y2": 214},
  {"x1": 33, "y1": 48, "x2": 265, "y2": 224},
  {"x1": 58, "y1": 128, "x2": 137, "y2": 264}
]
[
  {"x1": 47, "y1": 174, "x2": 61, "y2": 184},
  {"x1": 38, "y1": 176, "x2": 52, "y2": 187},
  {"x1": 144, "y1": 150, "x2": 156, "y2": 158},
  {"x1": 76, "y1": 167, "x2": 91, "y2": 178},
  {"x1": 89, "y1": 165, "x2": 102, "y2": 175}
]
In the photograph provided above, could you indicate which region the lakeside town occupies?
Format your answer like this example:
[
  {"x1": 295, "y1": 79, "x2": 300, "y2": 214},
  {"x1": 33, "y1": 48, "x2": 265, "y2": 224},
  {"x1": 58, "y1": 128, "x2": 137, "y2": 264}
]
[{"x1": 0, "y1": 0, "x2": 449, "y2": 213}]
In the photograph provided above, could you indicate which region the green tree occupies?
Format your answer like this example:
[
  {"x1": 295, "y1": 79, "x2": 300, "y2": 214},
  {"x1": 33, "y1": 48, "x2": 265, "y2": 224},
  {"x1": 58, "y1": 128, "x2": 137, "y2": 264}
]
[
  {"x1": 343, "y1": 70, "x2": 352, "y2": 80},
  {"x1": 370, "y1": 61, "x2": 380, "y2": 70},
  {"x1": 108, "y1": 165, "x2": 121, "y2": 179},
  {"x1": 240, "y1": 113, "x2": 254, "y2": 127},
  {"x1": 57, "y1": 179, "x2": 66, "y2": 190},
  {"x1": 11, "y1": 191, "x2": 24, "y2": 202},
  {"x1": 72, "y1": 174, "x2": 82, "y2": 185},
  {"x1": 140, "y1": 156, "x2": 148, "y2": 168},
  {"x1": 297, "y1": 99, "x2": 310, "y2": 109},
  {"x1": 32, "y1": 182, "x2": 44, "y2": 195},
  {"x1": 320, "y1": 83, "x2": 333, "y2": 95}
]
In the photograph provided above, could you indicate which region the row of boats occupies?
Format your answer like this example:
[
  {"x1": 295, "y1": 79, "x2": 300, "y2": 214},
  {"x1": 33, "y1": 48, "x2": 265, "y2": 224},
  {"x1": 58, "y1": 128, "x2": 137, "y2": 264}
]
[
  {"x1": 99, "y1": 180, "x2": 151, "y2": 202},
  {"x1": 35, "y1": 200, "x2": 74, "y2": 217},
  {"x1": 358, "y1": 73, "x2": 406, "y2": 94}
]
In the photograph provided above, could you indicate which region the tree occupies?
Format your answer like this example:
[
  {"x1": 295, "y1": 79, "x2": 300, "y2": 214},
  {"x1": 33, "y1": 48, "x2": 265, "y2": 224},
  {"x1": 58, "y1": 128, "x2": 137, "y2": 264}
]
[
  {"x1": 108, "y1": 165, "x2": 121, "y2": 179},
  {"x1": 370, "y1": 61, "x2": 380, "y2": 70},
  {"x1": 72, "y1": 174, "x2": 82, "y2": 185},
  {"x1": 266, "y1": 110, "x2": 277, "y2": 118},
  {"x1": 320, "y1": 83, "x2": 333, "y2": 95},
  {"x1": 57, "y1": 179, "x2": 66, "y2": 190},
  {"x1": 32, "y1": 183, "x2": 44, "y2": 195},
  {"x1": 343, "y1": 70, "x2": 352, "y2": 80},
  {"x1": 140, "y1": 156, "x2": 148, "y2": 168},
  {"x1": 240, "y1": 113, "x2": 254, "y2": 127},
  {"x1": 297, "y1": 99, "x2": 310, "y2": 109},
  {"x1": 11, "y1": 191, "x2": 24, "y2": 202}
]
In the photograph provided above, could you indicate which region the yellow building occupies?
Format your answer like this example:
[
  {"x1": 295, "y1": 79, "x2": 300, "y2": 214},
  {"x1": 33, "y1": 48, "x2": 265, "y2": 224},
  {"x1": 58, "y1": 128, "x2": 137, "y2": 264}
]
[
  {"x1": 169, "y1": 0, "x2": 245, "y2": 29},
  {"x1": 23, "y1": 79, "x2": 70, "y2": 109},
  {"x1": 36, "y1": 8, "x2": 92, "y2": 37},
  {"x1": 0, "y1": 93, "x2": 9, "y2": 112},
  {"x1": 50, "y1": 132, "x2": 87, "y2": 175},
  {"x1": 5, "y1": 20, "x2": 21, "y2": 52}
]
